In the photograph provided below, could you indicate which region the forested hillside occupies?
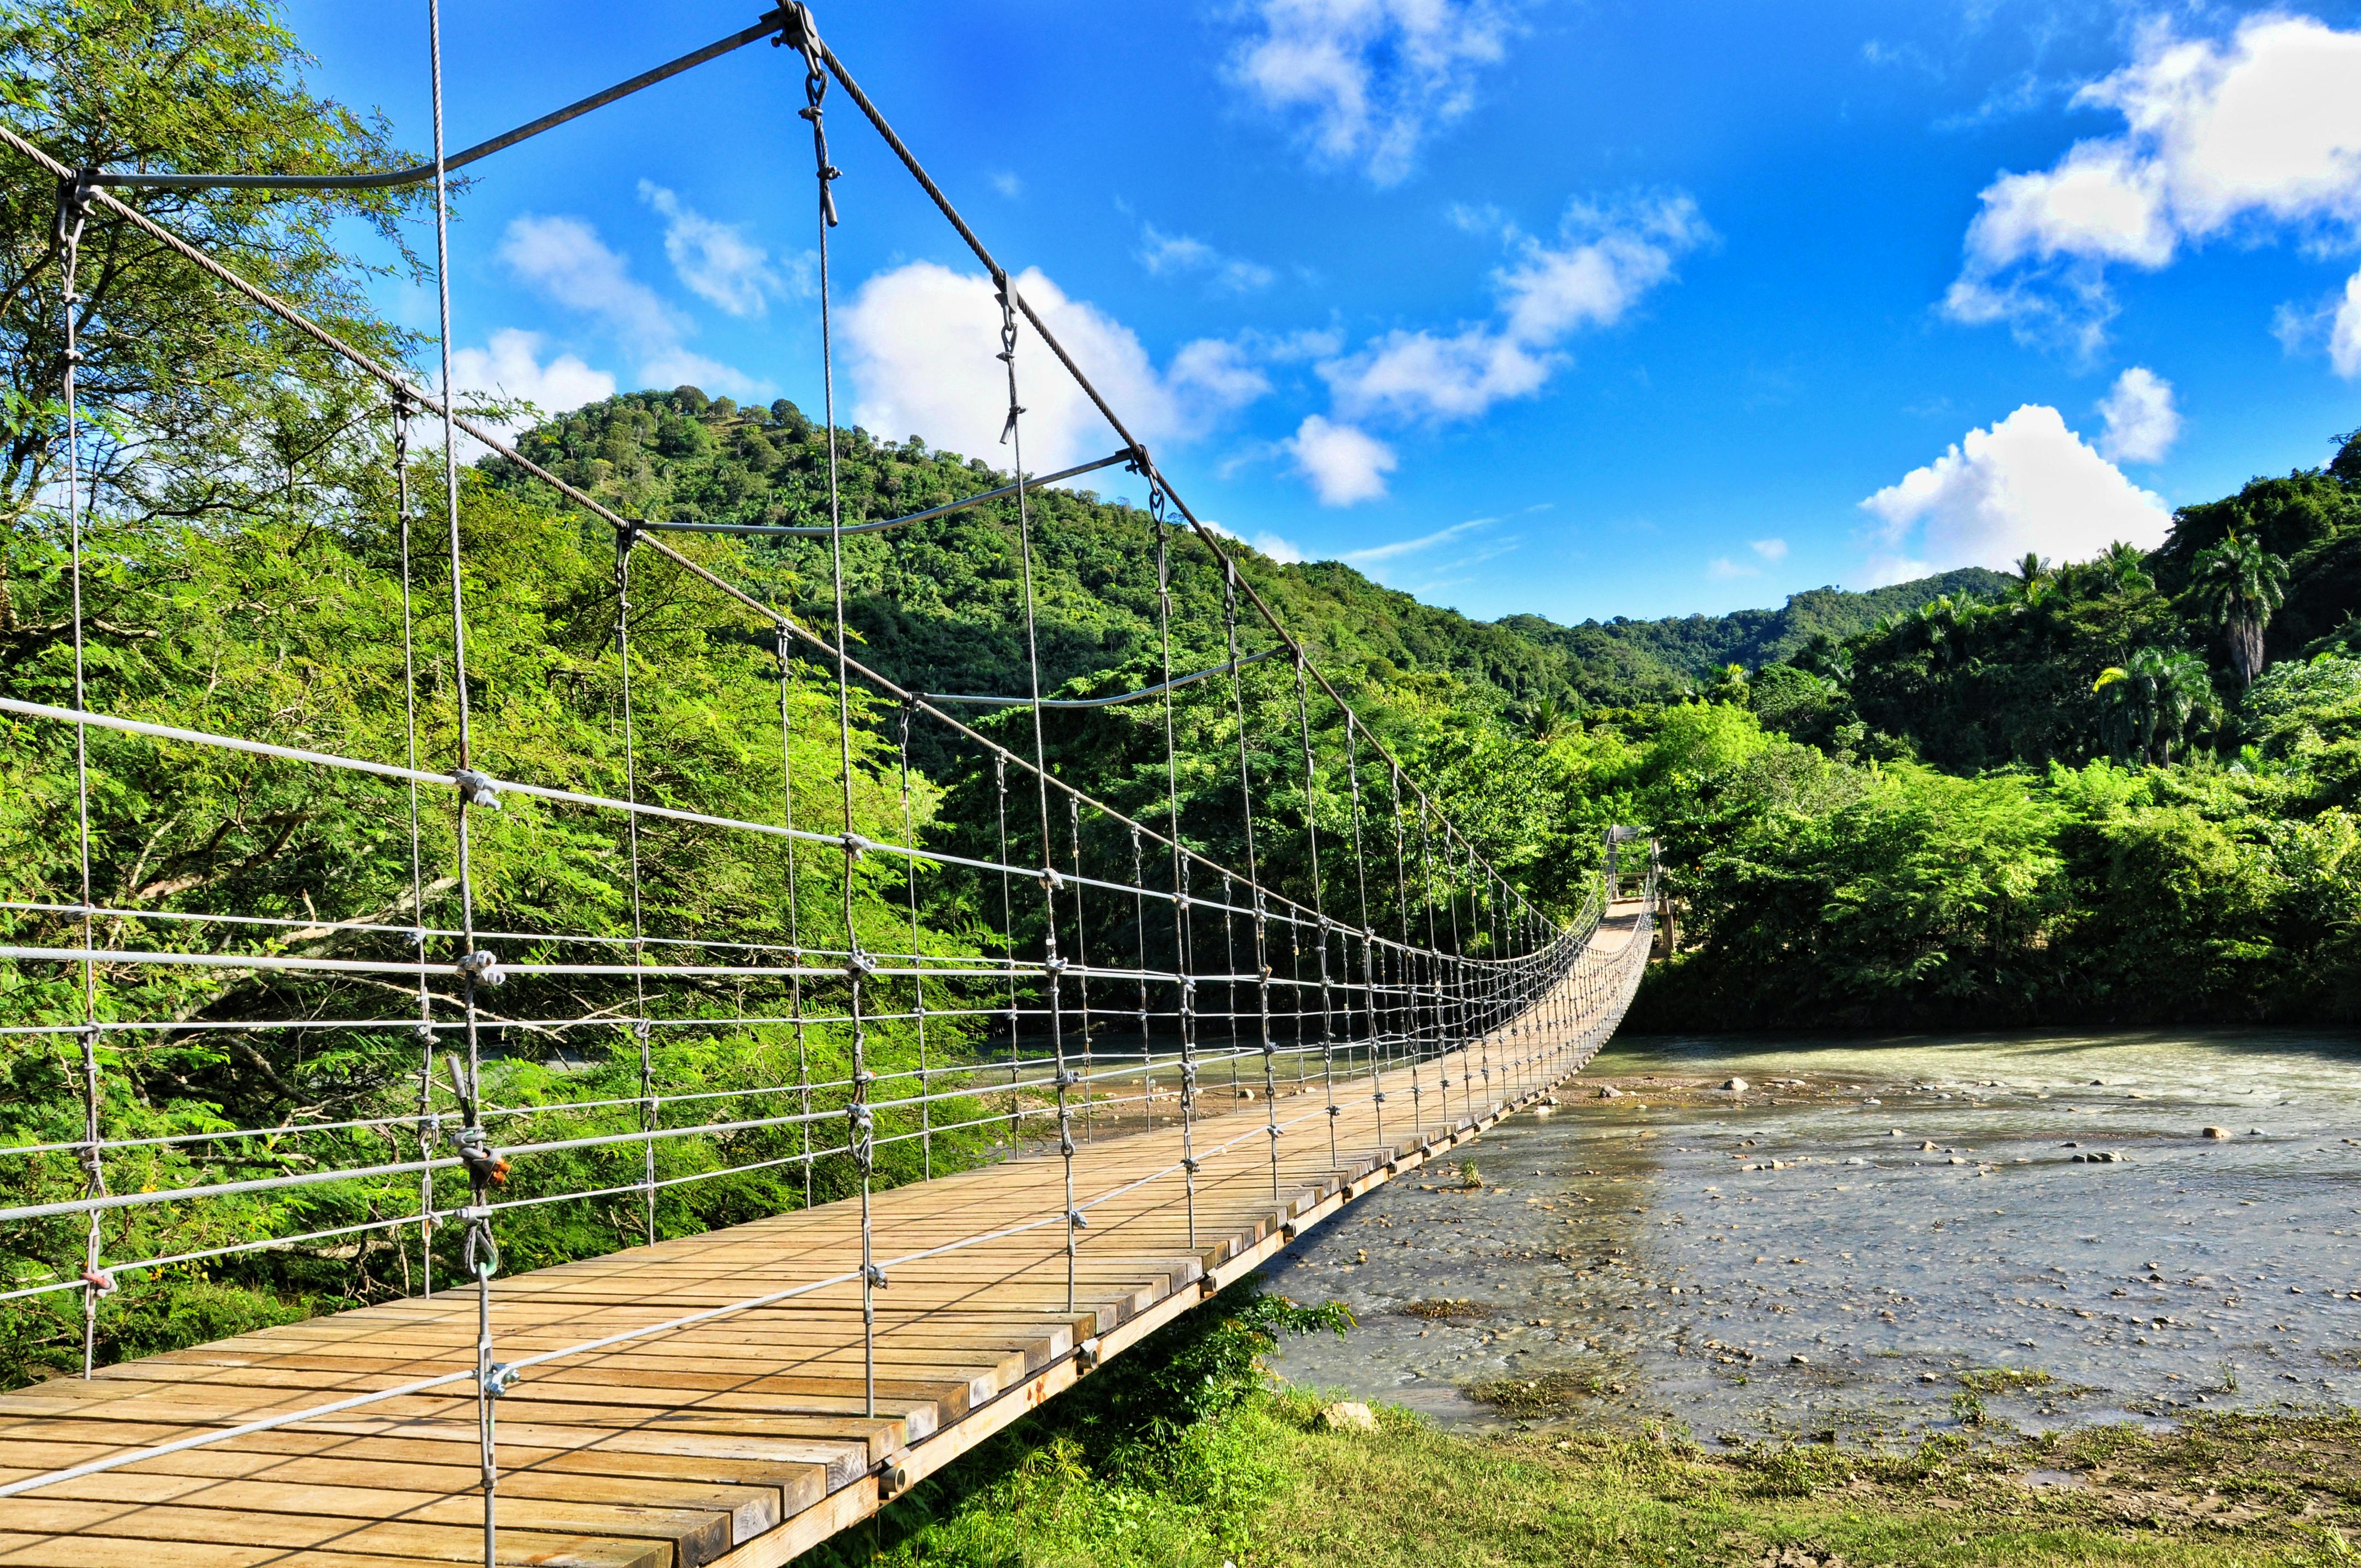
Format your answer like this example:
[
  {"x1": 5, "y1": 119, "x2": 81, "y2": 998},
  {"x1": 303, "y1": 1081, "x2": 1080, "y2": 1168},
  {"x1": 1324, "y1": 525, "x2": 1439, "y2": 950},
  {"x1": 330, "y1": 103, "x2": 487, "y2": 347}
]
[{"x1": 494, "y1": 389, "x2": 2015, "y2": 717}]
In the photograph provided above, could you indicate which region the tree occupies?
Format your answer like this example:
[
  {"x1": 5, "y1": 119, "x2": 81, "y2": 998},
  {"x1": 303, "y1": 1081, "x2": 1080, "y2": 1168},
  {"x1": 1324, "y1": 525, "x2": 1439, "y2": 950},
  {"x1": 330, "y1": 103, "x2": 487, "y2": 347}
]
[
  {"x1": 2097, "y1": 540, "x2": 2154, "y2": 595},
  {"x1": 2188, "y1": 530, "x2": 2292, "y2": 688},
  {"x1": 2008, "y1": 551, "x2": 2053, "y2": 603},
  {"x1": 2094, "y1": 646, "x2": 2212, "y2": 765},
  {"x1": 0, "y1": 0, "x2": 426, "y2": 537}
]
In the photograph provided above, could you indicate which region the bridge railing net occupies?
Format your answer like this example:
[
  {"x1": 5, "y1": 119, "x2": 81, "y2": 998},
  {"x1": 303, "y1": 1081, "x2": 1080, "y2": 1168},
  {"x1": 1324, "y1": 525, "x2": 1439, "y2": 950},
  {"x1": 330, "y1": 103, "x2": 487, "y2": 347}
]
[{"x1": 0, "y1": 0, "x2": 1655, "y2": 1528}]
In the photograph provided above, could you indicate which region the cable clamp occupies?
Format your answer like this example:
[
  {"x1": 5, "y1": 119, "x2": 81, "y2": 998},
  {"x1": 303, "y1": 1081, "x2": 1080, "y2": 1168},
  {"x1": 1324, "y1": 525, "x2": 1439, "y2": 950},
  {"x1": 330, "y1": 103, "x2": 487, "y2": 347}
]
[
  {"x1": 456, "y1": 950, "x2": 506, "y2": 988},
  {"x1": 452, "y1": 769, "x2": 502, "y2": 810},
  {"x1": 1054, "y1": 1070, "x2": 1080, "y2": 1091},
  {"x1": 845, "y1": 950, "x2": 878, "y2": 980},
  {"x1": 1181, "y1": 1156, "x2": 1201, "y2": 1174},
  {"x1": 1327, "y1": 1103, "x2": 1341, "y2": 1117},
  {"x1": 1372, "y1": 1091, "x2": 1388, "y2": 1104},
  {"x1": 846, "y1": 1103, "x2": 873, "y2": 1131},
  {"x1": 863, "y1": 1262, "x2": 889, "y2": 1289},
  {"x1": 81, "y1": 1267, "x2": 116, "y2": 1296},
  {"x1": 412, "y1": 1022, "x2": 436, "y2": 1046},
  {"x1": 482, "y1": 1362, "x2": 521, "y2": 1398},
  {"x1": 1043, "y1": 955, "x2": 1068, "y2": 978},
  {"x1": 1067, "y1": 1207, "x2": 1090, "y2": 1231},
  {"x1": 1174, "y1": 894, "x2": 1190, "y2": 913},
  {"x1": 1265, "y1": 1124, "x2": 1282, "y2": 1140},
  {"x1": 632, "y1": 1020, "x2": 652, "y2": 1042},
  {"x1": 1040, "y1": 865, "x2": 1064, "y2": 894},
  {"x1": 456, "y1": 1138, "x2": 510, "y2": 1189},
  {"x1": 840, "y1": 831, "x2": 870, "y2": 859}
]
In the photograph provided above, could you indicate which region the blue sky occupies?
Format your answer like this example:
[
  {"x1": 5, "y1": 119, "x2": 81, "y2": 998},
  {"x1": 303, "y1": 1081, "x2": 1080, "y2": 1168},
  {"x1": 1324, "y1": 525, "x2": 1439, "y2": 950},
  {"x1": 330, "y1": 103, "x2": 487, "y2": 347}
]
[{"x1": 288, "y1": 0, "x2": 2361, "y2": 624}]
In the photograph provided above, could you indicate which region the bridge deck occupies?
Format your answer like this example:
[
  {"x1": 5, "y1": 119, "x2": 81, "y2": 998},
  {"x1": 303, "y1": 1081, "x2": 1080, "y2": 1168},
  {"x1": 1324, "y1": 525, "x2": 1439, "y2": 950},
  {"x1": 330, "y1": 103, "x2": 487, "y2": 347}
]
[{"x1": 0, "y1": 905, "x2": 1650, "y2": 1568}]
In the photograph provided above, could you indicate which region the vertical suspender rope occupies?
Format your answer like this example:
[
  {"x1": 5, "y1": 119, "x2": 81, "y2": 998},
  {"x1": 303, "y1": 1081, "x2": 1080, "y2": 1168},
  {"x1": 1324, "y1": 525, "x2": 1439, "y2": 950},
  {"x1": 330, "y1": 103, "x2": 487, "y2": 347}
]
[
  {"x1": 1128, "y1": 825, "x2": 1151, "y2": 1131},
  {"x1": 1220, "y1": 873, "x2": 1240, "y2": 1102},
  {"x1": 1290, "y1": 655, "x2": 1337, "y2": 1168},
  {"x1": 1221, "y1": 565, "x2": 1280, "y2": 1200},
  {"x1": 1385, "y1": 767, "x2": 1421, "y2": 1141},
  {"x1": 1065, "y1": 794, "x2": 1095, "y2": 1140},
  {"x1": 776, "y1": 630, "x2": 813, "y2": 1208},
  {"x1": 419, "y1": 6, "x2": 503, "y2": 1561},
  {"x1": 56, "y1": 169, "x2": 108, "y2": 1379},
  {"x1": 1150, "y1": 489, "x2": 1195, "y2": 1243},
  {"x1": 393, "y1": 398, "x2": 437, "y2": 1297},
  {"x1": 1342, "y1": 720, "x2": 1382, "y2": 1150},
  {"x1": 995, "y1": 282, "x2": 1080, "y2": 1316},
  {"x1": 616, "y1": 531, "x2": 655, "y2": 1246},
  {"x1": 994, "y1": 754, "x2": 1018, "y2": 1149},
  {"x1": 794, "y1": 31, "x2": 881, "y2": 1420},
  {"x1": 897, "y1": 700, "x2": 931, "y2": 1179}
]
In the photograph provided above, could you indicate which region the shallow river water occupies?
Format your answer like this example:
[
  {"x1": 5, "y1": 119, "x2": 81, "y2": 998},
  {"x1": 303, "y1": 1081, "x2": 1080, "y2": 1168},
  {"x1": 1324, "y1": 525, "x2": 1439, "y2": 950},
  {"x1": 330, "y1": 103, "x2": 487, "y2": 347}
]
[{"x1": 1261, "y1": 1030, "x2": 2361, "y2": 1444}]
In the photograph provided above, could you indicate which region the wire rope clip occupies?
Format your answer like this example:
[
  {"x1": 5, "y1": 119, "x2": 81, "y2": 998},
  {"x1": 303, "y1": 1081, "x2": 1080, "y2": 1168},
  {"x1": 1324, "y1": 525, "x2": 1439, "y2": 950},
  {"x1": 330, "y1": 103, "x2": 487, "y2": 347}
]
[
  {"x1": 1066, "y1": 1207, "x2": 1090, "y2": 1231},
  {"x1": 1039, "y1": 864, "x2": 1065, "y2": 894},
  {"x1": 452, "y1": 769, "x2": 502, "y2": 810},
  {"x1": 80, "y1": 1267, "x2": 116, "y2": 1296},
  {"x1": 839, "y1": 831, "x2": 871, "y2": 861},
  {"x1": 844, "y1": 950, "x2": 878, "y2": 981},
  {"x1": 863, "y1": 1262, "x2": 889, "y2": 1289},
  {"x1": 456, "y1": 949, "x2": 507, "y2": 988},
  {"x1": 1181, "y1": 1155, "x2": 1201, "y2": 1174},
  {"x1": 1042, "y1": 955, "x2": 1068, "y2": 978},
  {"x1": 481, "y1": 1362, "x2": 521, "y2": 1399}
]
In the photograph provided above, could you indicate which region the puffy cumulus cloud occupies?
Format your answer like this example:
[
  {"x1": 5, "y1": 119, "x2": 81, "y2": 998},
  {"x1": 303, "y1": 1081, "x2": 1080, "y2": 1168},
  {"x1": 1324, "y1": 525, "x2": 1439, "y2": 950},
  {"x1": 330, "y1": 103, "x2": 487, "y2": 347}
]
[
  {"x1": 498, "y1": 213, "x2": 766, "y2": 397},
  {"x1": 1750, "y1": 537, "x2": 1788, "y2": 561},
  {"x1": 1706, "y1": 555, "x2": 1759, "y2": 580},
  {"x1": 1138, "y1": 224, "x2": 1276, "y2": 293},
  {"x1": 840, "y1": 262, "x2": 1267, "y2": 471},
  {"x1": 1947, "y1": 15, "x2": 2361, "y2": 353},
  {"x1": 1226, "y1": 0, "x2": 1518, "y2": 186},
  {"x1": 637, "y1": 182, "x2": 802, "y2": 317},
  {"x1": 1320, "y1": 192, "x2": 1707, "y2": 423},
  {"x1": 1287, "y1": 414, "x2": 1397, "y2": 505},
  {"x1": 2095, "y1": 365, "x2": 2181, "y2": 462},
  {"x1": 1859, "y1": 404, "x2": 2170, "y2": 583}
]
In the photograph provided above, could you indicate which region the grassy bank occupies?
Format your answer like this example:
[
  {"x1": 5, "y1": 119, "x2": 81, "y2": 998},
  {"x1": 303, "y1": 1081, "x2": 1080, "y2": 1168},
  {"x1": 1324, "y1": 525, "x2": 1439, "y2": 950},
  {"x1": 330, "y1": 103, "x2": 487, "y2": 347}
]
[{"x1": 801, "y1": 1287, "x2": 2361, "y2": 1568}]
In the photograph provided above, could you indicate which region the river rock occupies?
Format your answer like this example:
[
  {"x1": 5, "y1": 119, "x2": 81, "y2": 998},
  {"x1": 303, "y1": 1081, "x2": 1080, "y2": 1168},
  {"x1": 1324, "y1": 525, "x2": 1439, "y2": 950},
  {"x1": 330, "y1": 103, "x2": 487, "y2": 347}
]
[
  {"x1": 1722, "y1": 1077, "x2": 1750, "y2": 1092},
  {"x1": 1317, "y1": 1400, "x2": 1379, "y2": 1433},
  {"x1": 2202, "y1": 1126, "x2": 2230, "y2": 1139},
  {"x1": 1597, "y1": 1086, "x2": 1623, "y2": 1098}
]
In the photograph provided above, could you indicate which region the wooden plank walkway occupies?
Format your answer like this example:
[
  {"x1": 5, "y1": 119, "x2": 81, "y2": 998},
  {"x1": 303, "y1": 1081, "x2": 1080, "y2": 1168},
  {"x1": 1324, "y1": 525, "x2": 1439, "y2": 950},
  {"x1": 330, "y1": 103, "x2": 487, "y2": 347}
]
[{"x1": 0, "y1": 905, "x2": 1651, "y2": 1568}]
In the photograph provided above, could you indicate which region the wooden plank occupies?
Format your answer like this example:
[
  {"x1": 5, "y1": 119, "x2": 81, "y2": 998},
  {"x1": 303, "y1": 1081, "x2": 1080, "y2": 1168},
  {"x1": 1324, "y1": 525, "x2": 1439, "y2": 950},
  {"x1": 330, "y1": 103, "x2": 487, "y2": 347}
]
[{"x1": 0, "y1": 1500, "x2": 666, "y2": 1568}]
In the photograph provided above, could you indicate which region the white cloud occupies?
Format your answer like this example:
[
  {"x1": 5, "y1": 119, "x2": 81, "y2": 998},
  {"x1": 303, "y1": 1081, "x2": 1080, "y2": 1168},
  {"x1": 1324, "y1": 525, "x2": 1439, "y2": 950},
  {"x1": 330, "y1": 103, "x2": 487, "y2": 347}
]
[
  {"x1": 2095, "y1": 364, "x2": 2181, "y2": 462},
  {"x1": 1138, "y1": 223, "x2": 1277, "y2": 293},
  {"x1": 989, "y1": 171, "x2": 1023, "y2": 199},
  {"x1": 1203, "y1": 517, "x2": 1307, "y2": 563},
  {"x1": 1859, "y1": 404, "x2": 2171, "y2": 583},
  {"x1": 444, "y1": 328, "x2": 616, "y2": 451},
  {"x1": 637, "y1": 182, "x2": 799, "y2": 317},
  {"x1": 1750, "y1": 537, "x2": 1788, "y2": 561},
  {"x1": 1287, "y1": 414, "x2": 1397, "y2": 505},
  {"x1": 500, "y1": 214, "x2": 684, "y2": 349},
  {"x1": 498, "y1": 213, "x2": 765, "y2": 398},
  {"x1": 2329, "y1": 269, "x2": 2361, "y2": 376},
  {"x1": 1947, "y1": 15, "x2": 2361, "y2": 352},
  {"x1": 1319, "y1": 192, "x2": 1708, "y2": 423},
  {"x1": 1706, "y1": 556, "x2": 1760, "y2": 580},
  {"x1": 839, "y1": 262, "x2": 1266, "y2": 471},
  {"x1": 1341, "y1": 515, "x2": 1495, "y2": 567},
  {"x1": 1226, "y1": 0, "x2": 1519, "y2": 185}
]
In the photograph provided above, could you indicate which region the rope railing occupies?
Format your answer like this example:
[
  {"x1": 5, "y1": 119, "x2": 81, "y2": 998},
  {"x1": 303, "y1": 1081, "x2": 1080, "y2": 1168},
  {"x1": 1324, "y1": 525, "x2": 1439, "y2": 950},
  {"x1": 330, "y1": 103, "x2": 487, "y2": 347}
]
[{"x1": 0, "y1": 2, "x2": 1662, "y2": 1550}]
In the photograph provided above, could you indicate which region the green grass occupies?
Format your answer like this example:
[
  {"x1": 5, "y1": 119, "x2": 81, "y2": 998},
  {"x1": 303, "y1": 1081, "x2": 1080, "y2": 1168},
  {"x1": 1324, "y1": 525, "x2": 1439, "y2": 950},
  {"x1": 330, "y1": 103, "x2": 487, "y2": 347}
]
[{"x1": 792, "y1": 1287, "x2": 2361, "y2": 1567}]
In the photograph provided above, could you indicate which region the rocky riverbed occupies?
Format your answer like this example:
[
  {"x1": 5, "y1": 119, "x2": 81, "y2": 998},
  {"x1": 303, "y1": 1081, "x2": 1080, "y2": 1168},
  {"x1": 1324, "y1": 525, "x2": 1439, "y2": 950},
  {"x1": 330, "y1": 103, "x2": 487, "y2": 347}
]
[{"x1": 1260, "y1": 1028, "x2": 2361, "y2": 1445}]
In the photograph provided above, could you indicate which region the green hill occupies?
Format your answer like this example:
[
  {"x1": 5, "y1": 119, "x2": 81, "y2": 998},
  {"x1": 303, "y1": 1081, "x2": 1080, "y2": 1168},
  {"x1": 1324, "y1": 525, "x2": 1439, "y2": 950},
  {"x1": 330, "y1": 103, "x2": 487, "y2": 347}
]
[{"x1": 492, "y1": 388, "x2": 2011, "y2": 717}]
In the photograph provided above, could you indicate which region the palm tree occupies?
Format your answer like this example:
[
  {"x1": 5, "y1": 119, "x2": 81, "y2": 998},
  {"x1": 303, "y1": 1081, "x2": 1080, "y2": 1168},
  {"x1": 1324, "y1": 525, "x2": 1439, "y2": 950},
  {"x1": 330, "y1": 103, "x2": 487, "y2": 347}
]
[
  {"x1": 2188, "y1": 530, "x2": 2291, "y2": 688},
  {"x1": 2097, "y1": 540, "x2": 2154, "y2": 595},
  {"x1": 1524, "y1": 695, "x2": 1572, "y2": 744},
  {"x1": 2094, "y1": 647, "x2": 2214, "y2": 765},
  {"x1": 2009, "y1": 551, "x2": 2053, "y2": 603}
]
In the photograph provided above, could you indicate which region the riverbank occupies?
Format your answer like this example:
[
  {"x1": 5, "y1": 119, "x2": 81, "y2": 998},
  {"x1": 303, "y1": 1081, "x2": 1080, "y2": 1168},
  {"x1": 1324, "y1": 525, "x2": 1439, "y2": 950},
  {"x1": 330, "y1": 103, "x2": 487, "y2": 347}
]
[{"x1": 812, "y1": 1352, "x2": 2361, "y2": 1566}]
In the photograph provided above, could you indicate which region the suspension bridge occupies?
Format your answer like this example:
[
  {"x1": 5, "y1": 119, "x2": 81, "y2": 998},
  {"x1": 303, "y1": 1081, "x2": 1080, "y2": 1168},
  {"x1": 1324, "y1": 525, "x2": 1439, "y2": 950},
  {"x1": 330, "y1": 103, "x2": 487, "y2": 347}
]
[{"x1": 0, "y1": 4, "x2": 1660, "y2": 1561}]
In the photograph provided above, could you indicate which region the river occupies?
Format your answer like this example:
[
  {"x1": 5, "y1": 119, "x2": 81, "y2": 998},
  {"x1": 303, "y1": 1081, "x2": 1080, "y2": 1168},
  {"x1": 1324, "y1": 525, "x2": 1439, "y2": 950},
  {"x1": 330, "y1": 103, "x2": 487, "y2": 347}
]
[{"x1": 1261, "y1": 1029, "x2": 2361, "y2": 1445}]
